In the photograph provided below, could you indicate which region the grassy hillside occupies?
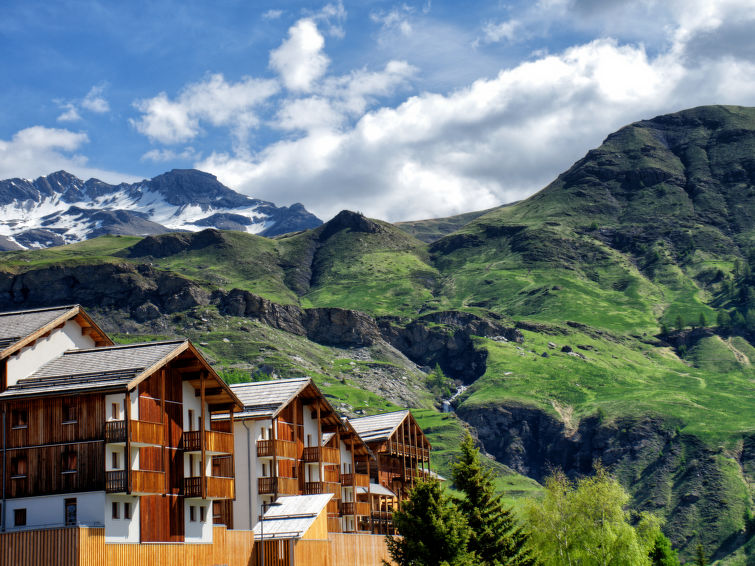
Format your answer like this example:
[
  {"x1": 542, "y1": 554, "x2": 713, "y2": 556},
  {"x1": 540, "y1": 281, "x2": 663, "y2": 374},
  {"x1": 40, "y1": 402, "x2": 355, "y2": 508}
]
[{"x1": 3, "y1": 105, "x2": 755, "y2": 562}]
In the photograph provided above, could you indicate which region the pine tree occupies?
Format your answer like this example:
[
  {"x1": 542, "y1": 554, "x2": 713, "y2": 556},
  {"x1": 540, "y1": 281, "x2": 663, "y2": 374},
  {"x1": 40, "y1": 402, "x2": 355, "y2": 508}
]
[
  {"x1": 698, "y1": 313, "x2": 706, "y2": 328},
  {"x1": 385, "y1": 476, "x2": 476, "y2": 566},
  {"x1": 452, "y1": 433, "x2": 537, "y2": 566},
  {"x1": 675, "y1": 315, "x2": 684, "y2": 332},
  {"x1": 648, "y1": 532, "x2": 680, "y2": 566},
  {"x1": 694, "y1": 543, "x2": 707, "y2": 566}
]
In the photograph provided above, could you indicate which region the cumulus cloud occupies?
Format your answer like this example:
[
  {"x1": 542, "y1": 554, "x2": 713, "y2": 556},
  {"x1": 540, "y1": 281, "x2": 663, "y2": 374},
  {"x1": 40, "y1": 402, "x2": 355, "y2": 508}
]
[
  {"x1": 308, "y1": 1, "x2": 347, "y2": 38},
  {"x1": 269, "y1": 19, "x2": 330, "y2": 92},
  {"x1": 0, "y1": 126, "x2": 137, "y2": 183},
  {"x1": 131, "y1": 74, "x2": 279, "y2": 145},
  {"x1": 197, "y1": 32, "x2": 755, "y2": 222},
  {"x1": 55, "y1": 84, "x2": 110, "y2": 122},
  {"x1": 81, "y1": 85, "x2": 110, "y2": 113}
]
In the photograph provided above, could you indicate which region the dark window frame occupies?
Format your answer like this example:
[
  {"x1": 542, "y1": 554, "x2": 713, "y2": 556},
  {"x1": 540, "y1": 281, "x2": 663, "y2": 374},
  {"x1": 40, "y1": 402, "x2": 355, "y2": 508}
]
[{"x1": 14, "y1": 508, "x2": 26, "y2": 527}]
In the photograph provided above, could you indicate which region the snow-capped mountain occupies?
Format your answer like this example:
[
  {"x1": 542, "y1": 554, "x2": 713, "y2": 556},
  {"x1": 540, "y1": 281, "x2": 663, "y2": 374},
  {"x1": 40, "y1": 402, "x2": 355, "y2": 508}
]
[{"x1": 0, "y1": 169, "x2": 322, "y2": 249}]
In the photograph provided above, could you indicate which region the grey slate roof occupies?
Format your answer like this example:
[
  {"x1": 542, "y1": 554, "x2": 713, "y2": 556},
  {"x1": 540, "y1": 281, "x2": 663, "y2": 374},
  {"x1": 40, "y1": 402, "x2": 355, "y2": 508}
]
[
  {"x1": 229, "y1": 377, "x2": 311, "y2": 419},
  {"x1": 0, "y1": 305, "x2": 77, "y2": 350},
  {"x1": 348, "y1": 410, "x2": 410, "y2": 443},
  {"x1": 253, "y1": 494, "x2": 332, "y2": 540},
  {"x1": 0, "y1": 340, "x2": 185, "y2": 398},
  {"x1": 357, "y1": 483, "x2": 397, "y2": 498}
]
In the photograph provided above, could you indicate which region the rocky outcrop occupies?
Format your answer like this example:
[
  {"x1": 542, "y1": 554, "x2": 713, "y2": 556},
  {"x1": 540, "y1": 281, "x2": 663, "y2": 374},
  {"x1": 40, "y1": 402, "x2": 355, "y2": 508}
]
[{"x1": 457, "y1": 402, "x2": 752, "y2": 560}]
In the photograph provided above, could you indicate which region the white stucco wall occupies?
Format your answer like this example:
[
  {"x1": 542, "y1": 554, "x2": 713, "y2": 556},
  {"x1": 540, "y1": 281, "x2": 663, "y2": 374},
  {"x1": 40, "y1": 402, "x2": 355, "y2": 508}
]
[
  {"x1": 184, "y1": 501, "x2": 212, "y2": 543},
  {"x1": 302, "y1": 412, "x2": 318, "y2": 448},
  {"x1": 182, "y1": 381, "x2": 209, "y2": 432},
  {"x1": 105, "y1": 445, "x2": 126, "y2": 471},
  {"x1": 340, "y1": 443, "x2": 353, "y2": 474},
  {"x1": 6, "y1": 320, "x2": 95, "y2": 386},
  {"x1": 104, "y1": 495, "x2": 140, "y2": 543},
  {"x1": 105, "y1": 394, "x2": 125, "y2": 421},
  {"x1": 232, "y1": 420, "x2": 259, "y2": 531},
  {"x1": 4, "y1": 491, "x2": 104, "y2": 530}
]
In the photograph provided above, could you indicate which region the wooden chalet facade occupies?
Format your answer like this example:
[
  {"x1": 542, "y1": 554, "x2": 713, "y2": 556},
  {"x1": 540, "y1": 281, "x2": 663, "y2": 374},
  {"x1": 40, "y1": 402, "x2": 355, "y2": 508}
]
[
  {"x1": 348, "y1": 410, "x2": 432, "y2": 534},
  {"x1": 213, "y1": 377, "x2": 378, "y2": 534},
  {"x1": 0, "y1": 305, "x2": 242, "y2": 544}
]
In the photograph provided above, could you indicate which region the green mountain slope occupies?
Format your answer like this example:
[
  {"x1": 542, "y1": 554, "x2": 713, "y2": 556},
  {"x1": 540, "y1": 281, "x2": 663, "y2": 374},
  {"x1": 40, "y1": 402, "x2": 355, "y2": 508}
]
[{"x1": 2, "y1": 105, "x2": 755, "y2": 562}]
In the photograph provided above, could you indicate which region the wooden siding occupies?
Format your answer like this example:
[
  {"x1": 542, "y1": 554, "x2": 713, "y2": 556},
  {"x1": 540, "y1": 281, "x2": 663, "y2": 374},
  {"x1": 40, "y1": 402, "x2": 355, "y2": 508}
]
[
  {"x1": 140, "y1": 495, "x2": 184, "y2": 543},
  {"x1": 302, "y1": 511, "x2": 329, "y2": 541},
  {"x1": 4, "y1": 441, "x2": 105, "y2": 498},
  {"x1": 0, "y1": 526, "x2": 392, "y2": 566},
  {"x1": 257, "y1": 439, "x2": 297, "y2": 459}
]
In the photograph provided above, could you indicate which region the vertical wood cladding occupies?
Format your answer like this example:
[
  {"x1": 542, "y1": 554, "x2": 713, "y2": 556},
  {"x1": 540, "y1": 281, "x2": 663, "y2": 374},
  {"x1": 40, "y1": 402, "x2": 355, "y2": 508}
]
[
  {"x1": 4, "y1": 394, "x2": 105, "y2": 448},
  {"x1": 4, "y1": 442, "x2": 105, "y2": 498},
  {"x1": 140, "y1": 495, "x2": 185, "y2": 543}
]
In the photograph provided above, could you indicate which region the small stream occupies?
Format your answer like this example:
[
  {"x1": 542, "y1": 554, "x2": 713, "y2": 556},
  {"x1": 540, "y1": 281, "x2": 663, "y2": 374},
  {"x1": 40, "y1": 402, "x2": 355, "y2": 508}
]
[{"x1": 441, "y1": 384, "x2": 468, "y2": 413}]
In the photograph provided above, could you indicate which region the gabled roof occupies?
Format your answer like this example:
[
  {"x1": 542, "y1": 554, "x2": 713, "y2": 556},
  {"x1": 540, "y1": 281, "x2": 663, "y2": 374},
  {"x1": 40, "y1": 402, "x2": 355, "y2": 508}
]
[
  {"x1": 348, "y1": 409, "x2": 410, "y2": 443},
  {"x1": 229, "y1": 377, "x2": 311, "y2": 419},
  {"x1": 357, "y1": 483, "x2": 397, "y2": 498},
  {"x1": 0, "y1": 340, "x2": 243, "y2": 410},
  {"x1": 0, "y1": 340, "x2": 185, "y2": 398},
  {"x1": 253, "y1": 494, "x2": 332, "y2": 540},
  {"x1": 0, "y1": 304, "x2": 112, "y2": 358}
]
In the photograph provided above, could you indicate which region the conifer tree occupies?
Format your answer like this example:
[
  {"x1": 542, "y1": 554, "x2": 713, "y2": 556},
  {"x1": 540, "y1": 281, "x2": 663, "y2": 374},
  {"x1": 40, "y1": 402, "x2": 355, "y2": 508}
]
[
  {"x1": 648, "y1": 531, "x2": 680, "y2": 566},
  {"x1": 694, "y1": 543, "x2": 707, "y2": 566},
  {"x1": 385, "y1": 476, "x2": 476, "y2": 566},
  {"x1": 452, "y1": 433, "x2": 537, "y2": 566}
]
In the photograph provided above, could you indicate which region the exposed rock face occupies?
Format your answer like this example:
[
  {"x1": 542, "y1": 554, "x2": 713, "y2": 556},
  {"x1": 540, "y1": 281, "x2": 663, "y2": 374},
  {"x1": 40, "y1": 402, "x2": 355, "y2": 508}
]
[{"x1": 457, "y1": 402, "x2": 755, "y2": 560}]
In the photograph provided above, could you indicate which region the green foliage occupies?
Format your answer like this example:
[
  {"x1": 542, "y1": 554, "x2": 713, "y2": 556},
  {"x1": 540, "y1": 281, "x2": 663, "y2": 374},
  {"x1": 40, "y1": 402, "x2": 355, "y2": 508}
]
[
  {"x1": 427, "y1": 364, "x2": 455, "y2": 400},
  {"x1": 694, "y1": 543, "x2": 707, "y2": 565},
  {"x1": 385, "y1": 477, "x2": 476, "y2": 566},
  {"x1": 675, "y1": 315, "x2": 685, "y2": 332},
  {"x1": 649, "y1": 532, "x2": 680, "y2": 566},
  {"x1": 452, "y1": 433, "x2": 536, "y2": 566},
  {"x1": 524, "y1": 465, "x2": 660, "y2": 566}
]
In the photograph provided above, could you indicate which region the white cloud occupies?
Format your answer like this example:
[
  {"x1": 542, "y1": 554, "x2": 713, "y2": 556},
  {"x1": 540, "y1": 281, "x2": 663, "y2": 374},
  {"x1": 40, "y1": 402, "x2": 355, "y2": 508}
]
[
  {"x1": 269, "y1": 19, "x2": 330, "y2": 92},
  {"x1": 57, "y1": 103, "x2": 82, "y2": 123},
  {"x1": 197, "y1": 33, "x2": 755, "y2": 222},
  {"x1": 141, "y1": 147, "x2": 200, "y2": 162},
  {"x1": 130, "y1": 73, "x2": 279, "y2": 145},
  {"x1": 81, "y1": 85, "x2": 110, "y2": 113},
  {"x1": 370, "y1": 6, "x2": 414, "y2": 36},
  {"x1": 480, "y1": 19, "x2": 522, "y2": 44},
  {"x1": 309, "y1": 1, "x2": 347, "y2": 38},
  {"x1": 262, "y1": 9, "x2": 283, "y2": 20},
  {"x1": 0, "y1": 126, "x2": 137, "y2": 183}
]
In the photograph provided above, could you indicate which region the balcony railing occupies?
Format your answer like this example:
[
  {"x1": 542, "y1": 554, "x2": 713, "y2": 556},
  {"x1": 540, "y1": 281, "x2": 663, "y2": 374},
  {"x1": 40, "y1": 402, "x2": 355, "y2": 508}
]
[
  {"x1": 258, "y1": 476, "x2": 299, "y2": 495},
  {"x1": 301, "y1": 446, "x2": 339, "y2": 464},
  {"x1": 340, "y1": 473, "x2": 369, "y2": 487},
  {"x1": 304, "y1": 481, "x2": 341, "y2": 499},
  {"x1": 385, "y1": 442, "x2": 430, "y2": 461},
  {"x1": 105, "y1": 470, "x2": 127, "y2": 493},
  {"x1": 182, "y1": 430, "x2": 234, "y2": 454},
  {"x1": 105, "y1": 420, "x2": 164, "y2": 446},
  {"x1": 106, "y1": 470, "x2": 164, "y2": 494},
  {"x1": 183, "y1": 476, "x2": 235, "y2": 499},
  {"x1": 256, "y1": 439, "x2": 297, "y2": 459},
  {"x1": 340, "y1": 502, "x2": 370, "y2": 516}
]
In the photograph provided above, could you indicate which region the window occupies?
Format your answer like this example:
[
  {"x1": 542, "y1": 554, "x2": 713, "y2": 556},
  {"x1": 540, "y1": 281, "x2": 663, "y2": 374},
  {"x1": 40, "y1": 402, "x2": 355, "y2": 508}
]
[
  {"x1": 260, "y1": 427, "x2": 267, "y2": 440},
  {"x1": 64, "y1": 499, "x2": 77, "y2": 526},
  {"x1": 200, "y1": 506, "x2": 207, "y2": 522},
  {"x1": 124, "y1": 502, "x2": 131, "y2": 520},
  {"x1": 10, "y1": 456, "x2": 27, "y2": 478},
  {"x1": 14, "y1": 508, "x2": 26, "y2": 527},
  {"x1": 62, "y1": 400, "x2": 77, "y2": 424},
  {"x1": 188, "y1": 410, "x2": 195, "y2": 431},
  {"x1": 190, "y1": 505, "x2": 196, "y2": 522},
  {"x1": 197, "y1": 415, "x2": 202, "y2": 432},
  {"x1": 11, "y1": 409, "x2": 27, "y2": 429},
  {"x1": 112, "y1": 502, "x2": 119, "y2": 519},
  {"x1": 306, "y1": 434, "x2": 312, "y2": 447},
  {"x1": 62, "y1": 451, "x2": 77, "y2": 474},
  {"x1": 262, "y1": 463, "x2": 267, "y2": 477},
  {"x1": 111, "y1": 451, "x2": 119, "y2": 470},
  {"x1": 111, "y1": 403, "x2": 120, "y2": 420}
]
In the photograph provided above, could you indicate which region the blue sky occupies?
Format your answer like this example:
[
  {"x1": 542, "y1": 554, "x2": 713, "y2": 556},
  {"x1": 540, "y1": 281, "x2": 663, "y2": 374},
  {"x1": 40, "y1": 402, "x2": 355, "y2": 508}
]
[{"x1": 1, "y1": 0, "x2": 754, "y2": 221}]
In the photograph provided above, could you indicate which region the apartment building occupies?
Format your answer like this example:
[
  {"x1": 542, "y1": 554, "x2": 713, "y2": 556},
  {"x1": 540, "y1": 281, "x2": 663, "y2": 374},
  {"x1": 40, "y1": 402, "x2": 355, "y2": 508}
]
[
  {"x1": 213, "y1": 377, "x2": 377, "y2": 534},
  {"x1": 348, "y1": 410, "x2": 431, "y2": 533},
  {"x1": 0, "y1": 305, "x2": 242, "y2": 543}
]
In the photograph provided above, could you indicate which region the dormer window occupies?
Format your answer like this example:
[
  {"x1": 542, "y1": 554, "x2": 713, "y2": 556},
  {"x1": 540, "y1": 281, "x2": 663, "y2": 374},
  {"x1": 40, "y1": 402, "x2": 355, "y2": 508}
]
[{"x1": 11, "y1": 409, "x2": 28, "y2": 429}]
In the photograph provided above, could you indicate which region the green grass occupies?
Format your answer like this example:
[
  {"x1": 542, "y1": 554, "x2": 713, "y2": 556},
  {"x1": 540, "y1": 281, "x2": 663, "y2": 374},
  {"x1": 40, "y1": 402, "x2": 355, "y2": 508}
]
[{"x1": 0, "y1": 234, "x2": 140, "y2": 271}]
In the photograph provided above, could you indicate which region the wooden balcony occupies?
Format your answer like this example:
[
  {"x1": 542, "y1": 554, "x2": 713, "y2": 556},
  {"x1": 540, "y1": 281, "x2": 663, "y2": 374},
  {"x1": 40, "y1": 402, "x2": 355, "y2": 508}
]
[
  {"x1": 301, "y1": 446, "x2": 339, "y2": 464},
  {"x1": 106, "y1": 470, "x2": 164, "y2": 494},
  {"x1": 105, "y1": 420, "x2": 164, "y2": 447},
  {"x1": 258, "y1": 476, "x2": 299, "y2": 495},
  {"x1": 182, "y1": 430, "x2": 234, "y2": 454},
  {"x1": 183, "y1": 476, "x2": 235, "y2": 499},
  {"x1": 340, "y1": 473, "x2": 369, "y2": 487},
  {"x1": 304, "y1": 481, "x2": 341, "y2": 499},
  {"x1": 340, "y1": 502, "x2": 370, "y2": 516},
  {"x1": 256, "y1": 439, "x2": 297, "y2": 459}
]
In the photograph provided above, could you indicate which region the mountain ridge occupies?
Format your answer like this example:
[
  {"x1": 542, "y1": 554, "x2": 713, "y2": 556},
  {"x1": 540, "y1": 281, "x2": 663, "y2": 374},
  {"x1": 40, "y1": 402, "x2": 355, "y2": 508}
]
[{"x1": 0, "y1": 168, "x2": 322, "y2": 249}]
